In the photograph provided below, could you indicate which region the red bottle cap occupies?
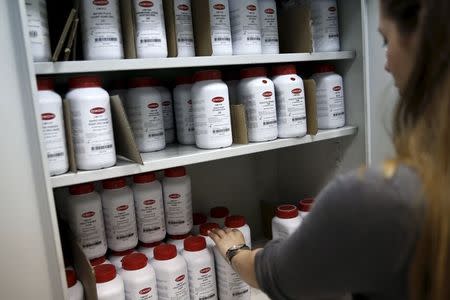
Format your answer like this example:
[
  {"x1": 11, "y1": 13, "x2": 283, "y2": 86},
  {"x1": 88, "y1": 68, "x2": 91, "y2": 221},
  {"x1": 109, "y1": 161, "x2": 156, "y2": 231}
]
[
  {"x1": 133, "y1": 172, "x2": 157, "y2": 183},
  {"x1": 184, "y1": 236, "x2": 207, "y2": 252},
  {"x1": 275, "y1": 205, "x2": 299, "y2": 219},
  {"x1": 69, "y1": 76, "x2": 102, "y2": 89},
  {"x1": 139, "y1": 241, "x2": 163, "y2": 248},
  {"x1": 122, "y1": 253, "x2": 148, "y2": 271},
  {"x1": 90, "y1": 256, "x2": 107, "y2": 267},
  {"x1": 94, "y1": 264, "x2": 116, "y2": 283},
  {"x1": 37, "y1": 78, "x2": 55, "y2": 91},
  {"x1": 164, "y1": 167, "x2": 187, "y2": 177},
  {"x1": 168, "y1": 233, "x2": 190, "y2": 240},
  {"x1": 176, "y1": 76, "x2": 193, "y2": 85},
  {"x1": 102, "y1": 177, "x2": 127, "y2": 189},
  {"x1": 69, "y1": 183, "x2": 95, "y2": 195},
  {"x1": 65, "y1": 269, "x2": 77, "y2": 288},
  {"x1": 225, "y1": 215, "x2": 246, "y2": 228},
  {"x1": 194, "y1": 70, "x2": 222, "y2": 82},
  {"x1": 210, "y1": 206, "x2": 230, "y2": 218},
  {"x1": 199, "y1": 223, "x2": 220, "y2": 236},
  {"x1": 154, "y1": 244, "x2": 177, "y2": 261},
  {"x1": 110, "y1": 248, "x2": 135, "y2": 257},
  {"x1": 298, "y1": 198, "x2": 314, "y2": 212},
  {"x1": 240, "y1": 67, "x2": 267, "y2": 79},
  {"x1": 315, "y1": 64, "x2": 336, "y2": 73},
  {"x1": 271, "y1": 64, "x2": 297, "y2": 76},
  {"x1": 128, "y1": 77, "x2": 159, "y2": 88}
]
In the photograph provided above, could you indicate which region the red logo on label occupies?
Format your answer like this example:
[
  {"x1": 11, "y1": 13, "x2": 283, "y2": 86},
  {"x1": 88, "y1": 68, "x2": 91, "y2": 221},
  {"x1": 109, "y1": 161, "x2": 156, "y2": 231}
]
[
  {"x1": 175, "y1": 275, "x2": 185, "y2": 282},
  {"x1": 329, "y1": 6, "x2": 337, "y2": 12},
  {"x1": 333, "y1": 86, "x2": 342, "y2": 91},
  {"x1": 178, "y1": 4, "x2": 189, "y2": 11},
  {"x1": 162, "y1": 101, "x2": 171, "y2": 106},
  {"x1": 212, "y1": 97, "x2": 224, "y2": 103},
  {"x1": 187, "y1": 99, "x2": 192, "y2": 104},
  {"x1": 169, "y1": 194, "x2": 181, "y2": 199},
  {"x1": 93, "y1": 0, "x2": 109, "y2": 5},
  {"x1": 41, "y1": 113, "x2": 55, "y2": 120},
  {"x1": 264, "y1": 8, "x2": 275, "y2": 14},
  {"x1": 139, "y1": 287, "x2": 152, "y2": 295},
  {"x1": 139, "y1": 1, "x2": 153, "y2": 7},
  {"x1": 82, "y1": 211, "x2": 95, "y2": 218},
  {"x1": 148, "y1": 103, "x2": 159, "y2": 109},
  {"x1": 247, "y1": 4, "x2": 257, "y2": 11},
  {"x1": 116, "y1": 205, "x2": 129, "y2": 211},
  {"x1": 291, "y1": 88, "x2": 302, "y2": 94},
  {"x1": 144, "y1": 199, "x2": 156, "y2": 205},
  {"x1": 262, "y1": 91, "x2": 273, "y2": 97},
  {"x1": 213, "y1": 3, "x2": 225, "y2": 10},
  {"x1": 90, "y1": 107, "x2": 105, "y2": 114},
  {"x1": 200, "y1": 267, "x2": 211, "y2": 274}
]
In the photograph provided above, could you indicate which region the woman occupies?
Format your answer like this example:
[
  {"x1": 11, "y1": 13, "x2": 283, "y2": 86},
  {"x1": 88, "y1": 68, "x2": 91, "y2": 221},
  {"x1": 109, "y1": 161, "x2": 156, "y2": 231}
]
[{"x1": 209, "y1": 0, "x2": 450, "y2": 299}]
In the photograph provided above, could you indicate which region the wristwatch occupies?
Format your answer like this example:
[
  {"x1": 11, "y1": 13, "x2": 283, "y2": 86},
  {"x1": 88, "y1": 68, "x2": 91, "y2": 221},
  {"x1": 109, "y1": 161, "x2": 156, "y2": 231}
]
[{"x1": 225, "y1": 244, "x2": 250, "y2": 264}]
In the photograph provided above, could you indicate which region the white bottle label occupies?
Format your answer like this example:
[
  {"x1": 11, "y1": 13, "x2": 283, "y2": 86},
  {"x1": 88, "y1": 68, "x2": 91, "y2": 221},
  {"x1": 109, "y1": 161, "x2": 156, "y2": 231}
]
[
  {"x1": 126, "y1": 284, "x2": 157, "y2": 300},
  {"x1": 127, "y1": 99, "x2": 165, "y2": 148},
  {"x1": 188, "y1": 265, "x2": 217, "y2": 300},
  {"x1": 104, "y1": 202, "x2": 137, "y2": 245},
  {"x1": 230, "y1": 1, "x2": 261, "y2": 45},
  {"x1": 259, "y1": 3, "x2": 279, "y2": 50},
  {"x1": 71, "y1": 105, "x2": 115, "y2": 160},
  {"x1": 136, "y1": 196, "x2": 166, "y2": 242},
  {"x1": 72, "y1": 206, "x2": 107, "y2": 257},
  {"x1": 165, "y1": 192, "x2": 193, "y2": 233},
  {"x1": 134, "y1": 0, "x2": 167, "y2": 50},
  {"x1": 275, "y1": 83, "x2": 307, "y2": 128},
  {"x1": 40, "y1": 108, "x2": 68, "y2": 169},
  {"x1": 156, "y1": 272, "x2": 189, "y2": 300},
  {"x1": 215, "y1": 250, "x2": 250, "y2": 300},
  {"x1": 174, "y1": 97, "x2": 195, "y2": 140},
  {"x1": 316, "y1": 84, "x2": 345, "y2": 122},
  {"x1": 310, "y1": 1, "x2": 340, "y2": 51},
  {"x1": 160, "y1": 93, "x2": 175, "y2": 131},
  {"x1": 193, "y1": 95, "x2": 232, "y2": 138},
  {"x1": 242, "y1": 88, "x2": 277, "y2": 130},
  {"x1": 174, "y1": 0, "x2": 195, "y2": 55},
  {"x1": 25, "y1": 0, "x2": 51, "y2": 56},
  {"x1": 82, "y1": 0, "x2": 123, "y2": 50},
  {"x1": 209, "y1": 1, "x2": 232, "y2": 48}
]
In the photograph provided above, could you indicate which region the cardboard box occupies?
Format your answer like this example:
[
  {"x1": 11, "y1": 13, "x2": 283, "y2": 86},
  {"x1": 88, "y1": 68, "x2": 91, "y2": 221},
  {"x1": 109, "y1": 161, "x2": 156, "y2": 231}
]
[
  {"x1": 303, "y1": 79, "x2": 319, "y2": 135},
  {"x1": 191, "y1": 0, "x2": 214, "y2": 56},
  {"x1": 119, "y1": 0, "x2": 138, "y2": 59},
  {"x1": 230, "y1": 104, "x2": 249, "y2": 145},
  {"x1": 278, "y1": 6, "x2": 313, "y2": 53}
]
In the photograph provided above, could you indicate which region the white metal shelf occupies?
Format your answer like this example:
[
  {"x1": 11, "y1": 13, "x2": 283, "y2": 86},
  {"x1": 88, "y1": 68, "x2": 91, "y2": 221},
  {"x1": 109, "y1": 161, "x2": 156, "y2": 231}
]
[
  {"x1": 34, "y1": 51, "x2": 356, "y2": 75},
  {"x1": 51, "y1": 126, "x2": 357, "y2": 188}
]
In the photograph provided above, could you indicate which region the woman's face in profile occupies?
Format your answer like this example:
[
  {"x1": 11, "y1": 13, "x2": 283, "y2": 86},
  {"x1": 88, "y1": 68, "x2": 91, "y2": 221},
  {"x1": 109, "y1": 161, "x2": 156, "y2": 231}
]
[{"x1": 378, "y1": 8, "x2": 419, "y2": 92}]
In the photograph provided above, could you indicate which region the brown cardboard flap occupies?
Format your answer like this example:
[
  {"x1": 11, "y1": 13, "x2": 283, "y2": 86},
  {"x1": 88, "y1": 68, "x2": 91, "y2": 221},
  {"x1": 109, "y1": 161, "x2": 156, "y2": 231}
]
[
  {"x1": 304, "y1": 79, "x2": 318, "y2": 135},
  {"x1": 63, "y1": 100, "x2": 77, "y2": 173},
  {"x1": 110, "y1": 95, "x2": 143, "y2": 164},
  {"x1": 191, "y1": 0, "x2": 212, "y2": 56},
  {"x1": 70, "y1": 236, "x2": 98, "y2": 300},
  {"x1": 64, "y1": 17, "x2": 79, "y2": 61},
  {"x1": 52, "y1": 8, "x2": 77, "y2": 62},
  {"x1": 120, "y1": 0, "x2": 137, "y2": 59},
  {"x1": 279, "y1": 6, "x2": 313, "y2": 53},
  {"x1": 163, "y1": 0, "x2": 178, "y2": 57},
  {"x1": 231, "y1": 104, "x2": 249, "y2": 144}
]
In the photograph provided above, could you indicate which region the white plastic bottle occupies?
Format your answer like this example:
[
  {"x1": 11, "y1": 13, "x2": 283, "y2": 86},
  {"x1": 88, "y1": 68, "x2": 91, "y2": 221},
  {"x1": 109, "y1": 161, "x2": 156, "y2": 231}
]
[
  {"x1": 66, "y1": 270, "x2": 84, "y2": 300},
  {"x1": 173, "y1": 0, "x2": 196, "y2": 57},
  {"x1": 133, "y1": 0, "x2": 168, "y2": 58},
  {"x1": 167, "y1": 233, "x2": 191, "y2": 253},
  {"x1": 208, "y1": 0, "x2": 233, "y2": 56},
  {"x1": 109, "y1": 249, "x2": 137, "y2": 270},
  {"x1": 138, "y1": 241, "x2": 163, "y2": 261},
  {"x1": 199, "y1": 223, "x2": 220, "y2": 251},
  {"x1": 173, "y1": 76, "x2": 195, "y2": 145},
  {"x1": 209, "y1": 206, "x2": 229, "y2": 228},
  {"x1": 80, "y1": 0, "x2": 124, "y2": 60},
  {"x1": 258, "y1": 0, "x2": 279, "y2": 54},
  {"x1": 25, "y1": 0, "x2": 51, "y2": 62},
  {"x1": 271, "y1": 64, "x2": 307, "y2": 138},
  {"x1": 311, "y1": 64, "x2": 345, "y2": 129},
  {"x1": 154, "y1": 81, "x2": 175, "y2": 144},
  {"x1": 192, "y1": 70, "x2": 233, "y2": 149},
  {"x1": 132, "y1": 172, "x2": 166, "y2": 243},
  {"x1": 182, "y1": 236, "x2": 218, "y2": 300},
  {"x1": 298, "y1": 197, "x2": 314, "y2": 219},
  {"x1": 224, "y1": 215, "x2": 252, "y2": 247},
  {"x1": 101, "y1": 177, "x2": 138, "y2": 252},
  {"x1": 162, "y1": 167, "x2": 193, "y2": 235},
  {"x1": 192, "y1": 213, "x2": 207, "y2": 235},
  {"x1": 37, "y1": 78, "x2": 69, "y2": 176},
  {"x1": 238, "y1": 67, "x2": 278, "y2": 142},
  {"x1": 66, "y1": 183, "x2": 108, "y2": 260},
  {"x1": 94, "y1": 264, "x2": 125, "y2": 300},
  {"x1": 126, "y1": 77, "x2": 166, "y2": 152},
  {"x1": 66, "y1": 76, "x2": 117, "y2": 170},
  {"x1": 119, "y1": 253, "x2": 158, "y2": 300},
  {"x1": 307, "y1": 0, "x2": 340, "y2": 52},
  {"x1": 90, "y1": 256, "x2": 112, "y2": 268},
  {"x1": 271, "y1": 204, "x2": 301, "y2": 240},
  {"x1": 229, "y1": 0, "x2": 262, "y2": 55},
  {"x1": 151, "y1": 244, "x2": 190, "y2": 300}
]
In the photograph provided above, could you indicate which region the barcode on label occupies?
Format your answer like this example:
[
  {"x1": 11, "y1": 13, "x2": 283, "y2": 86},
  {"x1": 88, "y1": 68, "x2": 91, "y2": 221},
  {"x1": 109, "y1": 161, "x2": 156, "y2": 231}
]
[
  {"x1": 83, "y1": 240, "x2": 101, "y2": 248},
  {"x1": 149, "y1": 132, "x2": 164, "y2": 138},
  {"x1": 187, "y1": 127, "x2": 195, "y2": 132},
  {"x1": 199, "y1": 294, "x2": 216, "y2": 300},
  {"x1": 91, "y1": 144, "x2": 113, "y2": 151},
  {"x1": 265, "y1": 38, "x2": 278, "y2": 42},
  {"x1": 143, "y1": 227, "x2": 161, "y2": 233},
  {"x1": 214, "y1": 37, "x2": 231, "y2": 41},
  {"x1": 140, "y1": 39, "x2": 162, "y2": 43},
  {"x1": 232, "y1": 289, "x2": 249, "y2": 297},
  {"x1": 168, "y1": 220, "x2": 185, "y2": 225},
  {"x1": 178, "y1": 38, "x2": 193, "y2": 42},
  {"x1": 333, "y1": 112, "x2": 345, "y2": 117},
  {"x1": 329, "y1": 34, "x2": 339, "y2": 38},
  {"x1": 116, "y1": 233, "x2": 134, "y2": 240},
  {"x1": 95, "y1": 37, "x2": 118, "y2": 42},
  {"x1": 213, "y1": 128, "x2": 230, "y2": 134},
  {"x1": 48, "y1": 152, "x2": 64, "y2": 158},
  {"x1": 263, "y1": 120, "x2": 277, "y2": 126},
  {"x1": 29, "y1": 31, "x2": 38, "y2": 38},
  {"x1": 292, "y1": 117, "x2": 306, "y2": 121},
  {"x1": 247, "y1": 37, "x2": 261, "y2": 41}
]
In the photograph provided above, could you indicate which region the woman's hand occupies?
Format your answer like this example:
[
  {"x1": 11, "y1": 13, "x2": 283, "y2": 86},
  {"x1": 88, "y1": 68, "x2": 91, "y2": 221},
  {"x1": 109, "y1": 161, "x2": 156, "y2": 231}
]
[{"x1": 208, "y1": 228, "x2": 246, "y2": 259}]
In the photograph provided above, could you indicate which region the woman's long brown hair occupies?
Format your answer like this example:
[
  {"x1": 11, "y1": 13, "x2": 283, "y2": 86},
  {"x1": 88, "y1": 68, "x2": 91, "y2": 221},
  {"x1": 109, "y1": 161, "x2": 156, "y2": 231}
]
[{"x1": 381, "y1": 0, "x2": 450, "y2": 299}]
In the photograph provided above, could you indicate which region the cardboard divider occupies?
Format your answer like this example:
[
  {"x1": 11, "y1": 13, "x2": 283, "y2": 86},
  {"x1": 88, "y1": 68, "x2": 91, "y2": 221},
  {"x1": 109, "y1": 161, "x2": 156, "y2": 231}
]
[
  {"x1": 279, "y1": 6, "x2": 313, "y2": 53},
  {"x1": 163, "y1": 0, "x2": 179, "y2": 57},
  {"x1": 63, "y1": 100, "x2": 77, "y2": 173},
  {"x1": 230, "y1": 104, "x2": 249, "y2": 145},
  {"x1": 191, "y1": 0, "x2": 213, "y2": 56},
  {"x1": 110, "y1": 95, "x2": 143, "y2": 164},
  {"x1": 304, "y1": 79, "x2": 318, "y2": 135},
  {"x1": 120, "y1": 0, "x2": 138, "y2": 59},
  {"x1": 52, "y1": 8, "x2": 78, "y2": 62}
]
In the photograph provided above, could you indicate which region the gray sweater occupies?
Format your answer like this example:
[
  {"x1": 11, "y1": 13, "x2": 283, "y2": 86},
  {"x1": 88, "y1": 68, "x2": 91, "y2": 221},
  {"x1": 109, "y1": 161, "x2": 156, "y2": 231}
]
[{"x1": 255, "y1": 165, "x2": 423, "y2": 300}]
